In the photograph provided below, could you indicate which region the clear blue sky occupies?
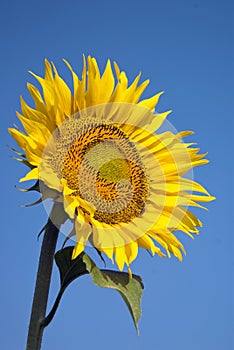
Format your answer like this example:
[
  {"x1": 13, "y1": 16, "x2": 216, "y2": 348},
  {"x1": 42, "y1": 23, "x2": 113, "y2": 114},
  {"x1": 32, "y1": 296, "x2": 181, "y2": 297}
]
[{"x1": 1, "y1": 0, "x2": 233, "y2": 349}]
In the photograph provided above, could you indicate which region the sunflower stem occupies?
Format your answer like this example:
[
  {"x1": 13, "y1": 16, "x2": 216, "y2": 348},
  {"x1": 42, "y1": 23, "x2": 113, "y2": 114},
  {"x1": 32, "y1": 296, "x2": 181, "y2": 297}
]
[{"x1": 26, "y1": 219, "x2": 59, "y2": 350}]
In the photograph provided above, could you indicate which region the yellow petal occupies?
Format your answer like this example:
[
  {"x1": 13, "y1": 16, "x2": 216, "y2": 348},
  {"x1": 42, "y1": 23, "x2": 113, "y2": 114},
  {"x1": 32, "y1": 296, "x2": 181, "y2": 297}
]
[
  {"x1": 16, "y1": 112, "x2": 51, "y2": 147},
  {"x1": 75, "y1": 216, "x2": 92, "y2": 246},
  {"x1": 76, "y1": 54, "x2": 87, "y2": 110},
  {"x1": 29, "y1": 71, "x2": 56, "y2": 112},
  {"x1": 44, "y1": 59, "x2": 54, "y2": 81},
  {"x1": 63, "y1": 59, "x2": 80, "y2": 112},
  {"x1": 134, "y1": 79, "x2": 150, "y2": 102},
  {"x1": 139, "y1": 91, "x2": 164, "y2": 111},
  {"x1": 27, "y1": 83, "x2": 47, "y2": 115},
  {"x1": 52, "y1": 63, "x2": 72, "y2": 117},
  {"x1": 99, "y1": 59, "x2": 115, "y2": 102},
  {"x1": 8, "y1": 128, "x2": 41, "y2": 165},
  {"x1": 115, "y1": 246, "x2": 127, "y2": 271},
  {"x1": 72, "y1": 243, "x2": 85, "y2": 259},
  {"x1": 63, "y1": 194, "x2": 78, "y2": 219},
  {"x1": 19, "y1": 167, "x2": 39, "y2": 182},
  {"x1": 125, "y1": 241, "x2": 139, "y2": 264},
  {"x1": 137, "y1": 234, "x2": 163, "y2": 256},
  {"x1": 113, "y1": 61, "x2": 121, "y2": 78},
  {"x1": 150, "y1": 110, "x2": 172, "y2": 131},
  {"x1": 99, "y1": 246, "x2": 114, "y2": 262}
]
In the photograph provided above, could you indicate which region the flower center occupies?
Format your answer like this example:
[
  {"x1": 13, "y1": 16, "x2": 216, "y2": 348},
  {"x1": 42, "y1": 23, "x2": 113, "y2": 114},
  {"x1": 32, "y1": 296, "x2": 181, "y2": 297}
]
[{"x1": 49, "y1": 117, "x2": 149, "y2": 225}]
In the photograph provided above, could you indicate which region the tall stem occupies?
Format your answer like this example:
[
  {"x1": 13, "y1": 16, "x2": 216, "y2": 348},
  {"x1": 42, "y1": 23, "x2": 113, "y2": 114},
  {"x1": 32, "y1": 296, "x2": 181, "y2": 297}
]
[{"x1": 26, "y1": 221, "x2": 59, "y2": 350}]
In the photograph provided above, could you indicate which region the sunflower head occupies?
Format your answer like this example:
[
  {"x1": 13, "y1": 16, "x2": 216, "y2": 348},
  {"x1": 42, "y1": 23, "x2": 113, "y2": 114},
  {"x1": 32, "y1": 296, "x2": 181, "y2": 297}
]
[{"x1": 9, "y1": 56, "x2": 215, "y2": 274}]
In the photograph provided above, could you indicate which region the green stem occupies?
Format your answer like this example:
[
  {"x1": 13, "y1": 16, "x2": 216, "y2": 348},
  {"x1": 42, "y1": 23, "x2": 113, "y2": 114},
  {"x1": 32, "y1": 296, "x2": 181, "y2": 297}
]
[{"x1": 26, "y1": 220, "x2": 59, "y2": 350}]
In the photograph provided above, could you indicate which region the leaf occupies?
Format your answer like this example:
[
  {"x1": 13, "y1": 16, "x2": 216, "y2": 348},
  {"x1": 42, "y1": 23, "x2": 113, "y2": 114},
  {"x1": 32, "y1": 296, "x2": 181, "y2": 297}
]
[
  {"x1": 83, "y1": 253, "x2": 143, "y2": 334},
  {"x1": 43, "y1": 247, "x2": 144, "y2": 333},
  {"x1": 55, "y1": 247, "x2": 88, "y2": 290}
]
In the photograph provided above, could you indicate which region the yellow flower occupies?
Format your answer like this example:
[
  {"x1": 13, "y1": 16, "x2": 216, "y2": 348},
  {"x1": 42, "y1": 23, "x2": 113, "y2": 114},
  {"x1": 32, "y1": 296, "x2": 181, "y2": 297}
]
[{"x1": 9, "y1": 56, "x2": 215, "y2": 274}]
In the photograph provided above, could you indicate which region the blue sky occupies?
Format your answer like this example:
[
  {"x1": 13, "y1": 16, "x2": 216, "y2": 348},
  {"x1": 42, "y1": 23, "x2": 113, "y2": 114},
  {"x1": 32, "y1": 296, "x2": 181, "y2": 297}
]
[{"x1": 1, "y1": 0, "x2": 233, "y2": 349}]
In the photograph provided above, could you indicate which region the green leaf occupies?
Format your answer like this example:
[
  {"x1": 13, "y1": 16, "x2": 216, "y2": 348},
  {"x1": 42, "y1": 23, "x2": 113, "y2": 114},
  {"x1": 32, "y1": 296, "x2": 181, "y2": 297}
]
[
  {"x1": 43, "y1": 247, "x2": 144, "y2": 333},
  {"x1": 82, "y1": 253, "x2": 143, "y2": 334}
]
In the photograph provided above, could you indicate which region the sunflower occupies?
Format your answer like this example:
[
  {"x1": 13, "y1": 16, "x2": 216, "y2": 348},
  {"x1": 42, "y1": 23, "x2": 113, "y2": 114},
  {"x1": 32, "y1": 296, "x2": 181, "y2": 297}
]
[{"x1": 9, "y1": 56, "x2": 215, "y2": 275}]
